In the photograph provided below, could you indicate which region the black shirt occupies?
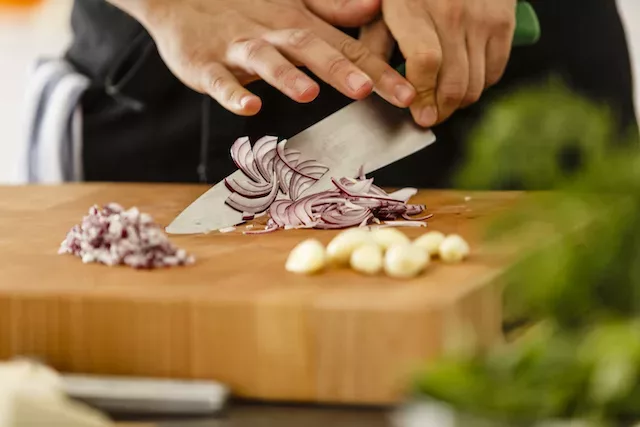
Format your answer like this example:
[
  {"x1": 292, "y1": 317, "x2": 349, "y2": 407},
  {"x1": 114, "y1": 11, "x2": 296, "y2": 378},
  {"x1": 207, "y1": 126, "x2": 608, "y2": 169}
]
[{"x1": 66, "y1": 0, "x2": 638, "y2": 187}]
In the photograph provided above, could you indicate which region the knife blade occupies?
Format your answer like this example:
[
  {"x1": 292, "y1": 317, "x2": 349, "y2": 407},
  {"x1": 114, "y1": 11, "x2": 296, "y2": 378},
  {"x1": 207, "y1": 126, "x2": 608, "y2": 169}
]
[
  {"x1": 166, "y1": 1, "x2": 540, "y2": 235},
  {"x1": 166, "y1": 96, "x2": 435, "y2": 234}
]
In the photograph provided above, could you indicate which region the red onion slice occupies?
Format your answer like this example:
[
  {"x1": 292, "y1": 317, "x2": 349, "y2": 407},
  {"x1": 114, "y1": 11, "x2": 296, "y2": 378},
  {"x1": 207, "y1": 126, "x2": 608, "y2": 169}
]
[
  {"x1": 289, "y1": 174, "x2": 317, "y2": 200},
  {"x1": 230, "y1": 137, "x2": 262, "y2": 183},
  {"x1": 253, "y1": 136, "x2": 278, "y2": 181},
  {"x1": 295, "y1": 160, "x2": 329, "y2": 180},
  {"x1": 332, "y1": 178, "x2": 403, "y2": 202},
  {"x1": 225, "y1": 177, "x2": 273, "y2": 198},
  {"x1": 276, "y1": 140, "x2": 327, "y2": 180},
  {"x1": 225, "y1": 169, "x2": 279, "y2": 214},
  {"x1": 269, "y1": 200, "x2": 292, "y2": 227}
]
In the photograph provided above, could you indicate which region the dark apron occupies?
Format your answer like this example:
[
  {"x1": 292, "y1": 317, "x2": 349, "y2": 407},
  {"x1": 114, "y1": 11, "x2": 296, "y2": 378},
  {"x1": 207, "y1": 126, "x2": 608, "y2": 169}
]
[{"x1": 66, "y1": 0, "x2": 638, "y2": 188}]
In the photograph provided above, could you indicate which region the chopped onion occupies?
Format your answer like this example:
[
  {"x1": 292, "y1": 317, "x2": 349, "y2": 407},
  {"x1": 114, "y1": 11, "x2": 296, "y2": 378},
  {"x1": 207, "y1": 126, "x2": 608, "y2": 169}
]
[
  {"x1": 59, "y1": 204, "x2": 194, "y2": 269},
  {"x1": 223, "y1": 137, "x2": 432, "y2": 232}
]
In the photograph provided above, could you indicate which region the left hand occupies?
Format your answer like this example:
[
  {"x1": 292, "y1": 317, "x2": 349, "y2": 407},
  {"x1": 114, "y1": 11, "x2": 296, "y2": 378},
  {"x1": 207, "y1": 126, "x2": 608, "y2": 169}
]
[{"x1": 307, "y1": 0, "x2": 517, "y2": 128}]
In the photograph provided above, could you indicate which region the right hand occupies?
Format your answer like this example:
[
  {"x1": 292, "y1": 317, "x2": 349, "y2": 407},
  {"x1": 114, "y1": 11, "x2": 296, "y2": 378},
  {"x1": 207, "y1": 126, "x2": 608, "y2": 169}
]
[{"x1": 107, "y1": 0, "x2": 416, "y2": 116}]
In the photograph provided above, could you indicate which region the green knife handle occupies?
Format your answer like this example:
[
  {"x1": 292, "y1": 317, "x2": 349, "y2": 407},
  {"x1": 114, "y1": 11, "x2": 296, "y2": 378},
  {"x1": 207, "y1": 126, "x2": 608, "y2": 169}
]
[{"x1": 395, "y1": 1, "x2": 540, "y2": 77}]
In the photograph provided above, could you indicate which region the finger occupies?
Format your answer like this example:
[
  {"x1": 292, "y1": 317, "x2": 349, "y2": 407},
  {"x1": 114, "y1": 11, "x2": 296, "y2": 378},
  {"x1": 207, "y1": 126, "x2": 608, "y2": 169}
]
[
  {"x1": 460, "y1": 34, "x2": 486, "y2": 109},
  {"x1": 263, "y1": 28, "x2": 374, "y2": 100},
  {"x1": 383, "y1": 1, "x2": 441, "y2": 126},
  {"x1": 485, "y1": 33, "x2": 513, "y2": 88},
  {"x1": 305, "y1": 0, "x2": 382, "y2": 27},
  {"x1": 313, "y1": 21, "x2": 416, "y2": 108},
  {"x1": 432, "y1": 17, "x2": 469, "y2": 124},
  {"x1": 199, "y1": 62, "x2": 262, "y2": 116},
  {"x1": 359, "y1": 18, "x2": 395, "y2": 61},
  {"x1": 227, "y1": 38, "x2": 320, "y2": 103}
]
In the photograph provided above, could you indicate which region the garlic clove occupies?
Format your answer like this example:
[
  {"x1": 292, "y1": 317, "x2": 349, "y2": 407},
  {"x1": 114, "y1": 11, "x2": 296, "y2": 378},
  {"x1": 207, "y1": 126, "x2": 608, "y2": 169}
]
[
  {"x1": 371, "y1": 228, "x2": 411, "y2": 251},
  {"x1": 384, "y1": 244, "x2": 430, "y2": 279},
  {"x1": 350, "y1": 243, "x2": 384, "y2": 275},
  {"x1": 286, "y1": 239, "x2": 327, "y2": 274},
  {"x1": 326, "y1": 228, "x2": 372, "y2": 265},
  {"x1": 413, "y1": 231, "x2": 446, "y2": 256},
  {"x1": 439, "y1": 234, "x2": 471, "y2": 263}
]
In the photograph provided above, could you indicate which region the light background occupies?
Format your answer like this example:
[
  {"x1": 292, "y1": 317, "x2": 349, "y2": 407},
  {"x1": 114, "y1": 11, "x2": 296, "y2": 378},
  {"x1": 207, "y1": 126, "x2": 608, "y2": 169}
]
[{"x1": 0, "y1": 0, "x2": 638, "y2": 183}]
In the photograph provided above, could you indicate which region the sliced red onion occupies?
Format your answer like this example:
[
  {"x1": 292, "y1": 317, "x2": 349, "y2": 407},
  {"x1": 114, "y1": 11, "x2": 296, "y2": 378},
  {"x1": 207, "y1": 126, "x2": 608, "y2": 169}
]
[
  {"x1": 331, "y1": 178, "x2": 403, "y2": 202},
  {"x1": 289, "y1": 174, "x2": 316, "y2": 200},
  {"x1": 253, "y1": 136, "x2": 278, "y2": 181},
  {"x1": 225, "y1": 169, "x2": 279, "y2": 214},
  {"x1": 276, "y1": 140, "x2": 327, "y2": 181},
  {"x1": 294, "y1": 160, "x2": 329, "y2": 180},
  {"x1": 230, "y1": 137, "x2": 262, "y2": 183},
  {"x1": 225, "y1": 178, "x2": 273, "y2": 198},
  {"x1": 223, "y1": 136, "x2": 432, "y2": 233}
]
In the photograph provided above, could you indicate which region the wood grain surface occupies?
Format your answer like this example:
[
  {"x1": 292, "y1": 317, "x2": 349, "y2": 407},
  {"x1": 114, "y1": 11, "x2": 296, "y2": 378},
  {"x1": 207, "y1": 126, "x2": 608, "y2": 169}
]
[{"x1": 0, "y1": 184, "x2": 526, "y2": 405}]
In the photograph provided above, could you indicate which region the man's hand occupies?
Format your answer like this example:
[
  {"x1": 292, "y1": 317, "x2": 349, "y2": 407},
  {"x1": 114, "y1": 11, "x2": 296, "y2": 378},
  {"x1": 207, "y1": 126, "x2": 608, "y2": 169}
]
[
  {"x1": 107, "y1": 0, "x2": 416, "y2": 116},
  {"x1": 382, "y1": 0, "x2": 517, "y2": 127}
]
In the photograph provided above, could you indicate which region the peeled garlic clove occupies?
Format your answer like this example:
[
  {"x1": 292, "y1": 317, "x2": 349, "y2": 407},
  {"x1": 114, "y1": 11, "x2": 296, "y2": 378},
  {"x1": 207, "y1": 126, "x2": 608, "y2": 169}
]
[
  {"x1": 350, "y1": 243, "x2": 384, "y2": 275},
  {"x1": 439, "y1": 234, "x2": 470, "y2": 263},
  {"x1": 326, "y1": 228, "x2": 372, "y2": 265},
  {"x1": 371, "y1": 228, "x2": 411, "y2": 251},
  {"x1": 413, "y1": 231, "x2": 446, "y2": 256},
  {"x1": 286, "y1": 239, "x2": 327, "y2": 274},
  {"x1": 384, "y1": 244, "x2": 430, "y2": 279}
]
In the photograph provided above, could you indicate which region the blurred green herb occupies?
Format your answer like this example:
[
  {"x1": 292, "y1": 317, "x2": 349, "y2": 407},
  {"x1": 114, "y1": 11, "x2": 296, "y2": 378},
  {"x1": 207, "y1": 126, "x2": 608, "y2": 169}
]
[{"x1": 412, "y1": 82, "x2": 640, "y2": 425}]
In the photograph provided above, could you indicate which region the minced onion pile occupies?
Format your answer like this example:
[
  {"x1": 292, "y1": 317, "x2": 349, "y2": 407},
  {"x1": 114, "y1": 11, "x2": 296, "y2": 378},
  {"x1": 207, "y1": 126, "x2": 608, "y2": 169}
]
[
  {"x1": 225, "y1": 136, "x2": 432, "y2": 233},
  {"x1": 58, "y1": 203, "x2": 194, "y2": 269}
]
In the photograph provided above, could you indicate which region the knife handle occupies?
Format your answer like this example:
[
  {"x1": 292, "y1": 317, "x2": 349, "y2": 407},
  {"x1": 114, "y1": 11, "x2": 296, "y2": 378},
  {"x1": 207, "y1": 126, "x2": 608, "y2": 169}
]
[{"x1": 395, "y1": 1, "x2": 540, "y2": 77}]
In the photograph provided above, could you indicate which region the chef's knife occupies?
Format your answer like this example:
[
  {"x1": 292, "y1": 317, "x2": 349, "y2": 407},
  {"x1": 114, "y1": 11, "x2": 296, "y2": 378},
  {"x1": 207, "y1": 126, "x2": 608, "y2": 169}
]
[{"x1": 166, "y1": 2, "x2": 540, "y2": 235}]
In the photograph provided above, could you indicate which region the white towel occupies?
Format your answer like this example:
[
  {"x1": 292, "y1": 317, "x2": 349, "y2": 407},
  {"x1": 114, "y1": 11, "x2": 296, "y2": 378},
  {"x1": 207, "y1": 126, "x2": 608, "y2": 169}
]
[{"x1": 18, "y1": 59, "x2": 90, "y2": 184}]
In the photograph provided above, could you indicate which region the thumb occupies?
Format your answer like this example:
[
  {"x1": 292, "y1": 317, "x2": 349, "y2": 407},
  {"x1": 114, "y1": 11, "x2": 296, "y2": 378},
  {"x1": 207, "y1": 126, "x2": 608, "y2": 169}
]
[{"x1": 305, "y1": 0, "x2": 382, "y2": 27}]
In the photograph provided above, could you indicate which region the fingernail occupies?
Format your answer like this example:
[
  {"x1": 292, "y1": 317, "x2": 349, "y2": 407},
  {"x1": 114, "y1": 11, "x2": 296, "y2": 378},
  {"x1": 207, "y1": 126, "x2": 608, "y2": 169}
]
[
  {"x1": 347, "y1": 73, "x2": 372, "y2": 93},
  {"x1": 394, "y1": 84, "x2": 415, "y2": 105},
  {"x1": 239, "y1": 96, "x2": 253, "y2": 109},
  {"x1": 294, "y1": 78, "x2": 313, "y2": 96},
  {"x1": 419, "y1": 106, "x2": 438, "y2": 127}
]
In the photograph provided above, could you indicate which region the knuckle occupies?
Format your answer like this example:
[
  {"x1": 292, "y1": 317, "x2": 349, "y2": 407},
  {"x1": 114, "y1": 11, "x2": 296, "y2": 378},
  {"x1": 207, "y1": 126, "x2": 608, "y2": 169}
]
[
  {"x1": 412, "y1": 50, "x2": 443, "y2": 72},
  {"x1": 443, "y1": 2, "x2": 465, "y2": 29},
  {"x1": 439, "y1": 82, "x2": 466, "y2": 105},
  {"x1": 327, "y1": 56, "x2": 351, "y2": 76},
  {"x1": 462, "y1": 88, "x2": 482, "y2": 105},
  {"x1": 242, "y1": 39, "x2": 269, "y2": 61},
  {"x1": 273, "y1": 64, "x2": 298, "y2": 89},
  {"x1": 491, "y1": 14, "x2": 515, "y2": 34},
  {"x1": 339, "y1": 38, "x2": 370, "y2": 63},
  {"x1": 209, "y1": 74, "x2": 226, "y2": 94},
  {"x1": 287, "y1": 29, "x2": 316, "y2": 48},
  {"x1": 226, "y1": 88, "x2": 242, "y2": 104}
]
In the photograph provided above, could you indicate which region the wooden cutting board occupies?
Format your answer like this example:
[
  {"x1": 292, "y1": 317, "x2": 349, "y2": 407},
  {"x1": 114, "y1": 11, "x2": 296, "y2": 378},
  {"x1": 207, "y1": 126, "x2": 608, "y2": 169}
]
[{"x1": 0, "y1": 184, "x2": 528, "y2": 405}]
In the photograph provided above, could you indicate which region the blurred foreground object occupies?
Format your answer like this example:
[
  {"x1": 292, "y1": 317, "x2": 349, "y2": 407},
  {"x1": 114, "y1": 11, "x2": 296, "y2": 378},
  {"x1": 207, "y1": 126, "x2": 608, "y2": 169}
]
[
  {"x1": 406, "y1": 83, "x2": 640, "y2": 426},
  {"x1": 0, "y1": 359, "x2": 113, "y2": 427}
]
